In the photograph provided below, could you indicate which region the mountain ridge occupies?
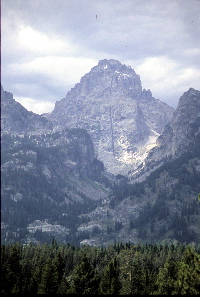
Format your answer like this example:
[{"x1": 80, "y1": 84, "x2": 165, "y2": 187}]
[
  {"x1": 1, "y1": 85, "x2": 53, "y2": 135},
  {"x1": 1, "y1": 61, "x2": 199, "y2": 246},
  {"x1": 130, "y1": 88, "x2": 200, "y2": 182},
  {"x1": 46, "y1": 59, "x2": 174, "y2": 175}
]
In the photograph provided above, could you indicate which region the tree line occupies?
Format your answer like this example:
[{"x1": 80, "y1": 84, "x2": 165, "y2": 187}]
[{"x1": 1, "y1": 241, "x2": 200, "y2": 294}]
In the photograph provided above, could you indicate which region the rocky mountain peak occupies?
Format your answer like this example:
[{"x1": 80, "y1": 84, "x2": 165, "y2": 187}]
[
  {"x1": 157, "y1": 88, "x2": 200, "y2": 151},
  {"x1": 135, "y1": 88, "x2": 200, "y2": 181},
  {"x1": 97, "y1": 58, "x2": 122, "y2": 68},
  {"x1": 174, "y1": 88, "x2": 200, "y2": 120},
  {"x1": 169, "y1": 88, "x2": 200, "y2": 155},
  {"x1": 96, "y1": 59, "x2": 136, "y2": 75},
  {"x1": 46, "y1": 59, "x2": 174, "y2": 175},
  {"x1": 64, "y1": 59, "x2": 142, "y2": 100},
  {"x1": 1, "y1": 86, "x2": 53, "y2": 135},
  {"x1": 1, "y1": 85, "x2": 13, "y2": 102}
]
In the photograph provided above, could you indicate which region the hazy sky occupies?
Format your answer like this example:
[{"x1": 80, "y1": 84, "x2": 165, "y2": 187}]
[{"x1": 2, "y1": 0, "x2": 200, "y2": 114}]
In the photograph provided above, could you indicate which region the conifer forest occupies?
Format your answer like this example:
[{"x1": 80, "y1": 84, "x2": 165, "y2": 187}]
[{"x1": 1, "y1": 241, "x2": 200, "y2": 295}]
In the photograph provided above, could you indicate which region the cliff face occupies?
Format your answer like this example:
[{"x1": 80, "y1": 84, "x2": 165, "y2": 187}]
[
  {"x1": 157, "y1": 88, "x2": 200, "y2": 156},
  {"x1": 131, "y1": 88, "x2": 200, "y2": 181},
  {"x1": 1, "y1": 85, "x2": 108, "y2": 204},
  {"x1": 46, "y1": 59, "x2": 174, "y2": 174},
  {"x1": 1, "y1": 88, "x2": 110, "y2": 244},
  {"x1": 1, "y1": 85, "x2": 53, "y2": 135},
  {"x1": 74, "y1": 89, "x2": 200, "y2": 246},
  {"x1": 1, "y1": 82, "x2": 200, "y2": 246}
]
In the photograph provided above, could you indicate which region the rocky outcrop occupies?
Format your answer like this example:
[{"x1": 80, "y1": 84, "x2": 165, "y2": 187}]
[
  {"x1": 1, "y1": 85, "x2": 111, "y2": 244},
  {"x1": 1, "y1": 128, "x2": 110, "y2": 244},
  {"x1": 132, "y1": 88, "x2": 200, "y2": 181},
  {"x1": 1, "y1": 84, "x2": 109, "y2": 203},
  {"x1": 157, "y1": 88, "x2": 200, "y2": 156},
  {"x1": 1, "y1": 81, "x2": 199, "y2": 246},
  {"x1": 1, "y1": 85, "x2": 53, "y2": 135},
  {"x1": 46, "y1": 59, "x2": 174, "y2": 174}
]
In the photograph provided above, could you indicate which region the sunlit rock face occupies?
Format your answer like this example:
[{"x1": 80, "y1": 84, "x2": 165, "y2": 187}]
[{"x1": 46, "y1": 59, "x2": 174, "y2": 174}]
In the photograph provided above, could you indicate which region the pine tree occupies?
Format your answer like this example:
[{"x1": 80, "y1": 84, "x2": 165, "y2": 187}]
[
  {"x1": 2, "y1": 244, "x2": 23, "y2": 294},
  {"x1": 154, "y1": 253, "x2": 178, "y2": 295},
  {"x1": 174, "y1": 246, "x2": 200, "y2": 294},
  {"x1": 1, "y1": 245, "x2": 10, "y2": 294},
  {"x1": 130, "y1": 256, "x2": 146, "y2": 295},
  {"x1": 54, "y1": 251, "x2": 65, "y2": 280},
  {"x1": 71, "y1": 253, "x2": 99, "y2": 294},
  {"x1": 37, "y1": 258, "x2": 58, "y2": 294},
  {"x1": 99, "y1": 257, "x2": 121, "y2": 295}
]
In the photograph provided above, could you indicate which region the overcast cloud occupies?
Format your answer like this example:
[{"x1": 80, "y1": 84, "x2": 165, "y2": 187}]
[{"x1": 1, "y1": 0, "x2": 200, "y2": 114}]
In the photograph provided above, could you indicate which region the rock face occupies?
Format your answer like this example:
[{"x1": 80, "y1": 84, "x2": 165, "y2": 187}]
[
  {"x1": 1, "y1": 84, "x2": 109, "y2": 204},
  {"x1": 132, "y1": 88, "x2": 200, "y2": 181},
  {"x1": 1, "y1": 128, "x2": 110, "y2": 244},
  {"x1": 1, "y1": 82, "x2": 200, "y2": 246},
  {"x1": 46, "y1": 59, "x2": 174, "y2": 174},
  {"x1": 157, "y1": 88, "x2": 200, "y2": 157},
  {"x1": 1, "y1": 85, "x2": 53, "y2": 135},
  {"x1": 72, "y1": 89, "x2": 200, "y2": 246},
  {"x1": 1, "y1": 87, "x2": 110, "y2": 244}
]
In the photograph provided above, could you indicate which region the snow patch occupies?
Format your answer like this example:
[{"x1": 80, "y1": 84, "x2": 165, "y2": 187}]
[
  {"x1": 115, "y1": 71, "x2": 131, "y2": 78},
  {"x1": 121, "y1": 73, "x2": 130, "y2": 78}
]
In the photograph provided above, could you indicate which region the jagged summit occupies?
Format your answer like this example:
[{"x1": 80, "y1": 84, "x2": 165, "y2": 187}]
[
  {"x1": 1, "y1": 85, "x2": 13, "y2": 102},
  {"x1": 158, "y1": 88, "x2": 200, "y2": 142},
  {"x1": 98, "y1": 58, "x2": 122, "y2": 66},
  {"x1": 62, "y1": 58, "x2": 142, "y2": 101},
  {"x1": 158, "y1": 88, "x2": 200, "y2": 156},
  {"x1": 46, "y1": 59, "x2": 174, "y2": 174},
  {"x1": 95, "y1": 59, "x2": 137, "y2": 75},
  {"x1": 132, "y1": 88, "x2": 200, "y2": 181},
  {"x1": 176, "y1": 88, "x2": 200, "y2": 111},
  {"x1": 1, "y1": 86, "x2": 53, "y2": 135}
]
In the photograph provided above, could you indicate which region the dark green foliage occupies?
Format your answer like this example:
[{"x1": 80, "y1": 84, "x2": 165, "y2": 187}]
[
  {"x1": 71, "y1": 253, "x2": 100, "y2": 294},
  {"x1": 1, "y1": 243, "x2": 22, "y2": 294},
  {"x1": 154, "y1": 254, "x2": 179, "y2": 294},
  {"x1": 99, "y1": 257, "x2": 121, "y2": 294},
  {"x1": 174, "y1": 246, "x2": 200, "y2": 294},
  {"x1": 154, "y1": 246, "x2": 200, "y2": 295},
  {"x1": 1, "y1": 242, "x2": 200, "y2": 295}
]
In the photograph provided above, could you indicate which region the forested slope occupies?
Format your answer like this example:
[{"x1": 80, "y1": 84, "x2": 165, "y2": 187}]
[{"x1": 1, "y1": 241, "x2": 200, "y2": 295}]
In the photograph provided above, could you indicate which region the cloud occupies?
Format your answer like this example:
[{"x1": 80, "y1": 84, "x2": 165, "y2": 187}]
[
  {"x1": 135, "y1": 56, "x2": 177, "y2": 81},
  {"x1": 134, "y1": 55, "x2": 200, "y2": 107},
  {"x1": 17, "y1": 25, "x2": 68, "y2": 55},
  {"x1": 1, "y1": 0, "x2": 200, "y2": 113},
  {"x1": 15, "y1": 97, "x2": 55, "y2": 114},
  {"x1": 4, "y1": 56, "x2": 98, "y2": 104},
  {"x1": 14, "y1": 56, "x2": 97, "y2": 86}
]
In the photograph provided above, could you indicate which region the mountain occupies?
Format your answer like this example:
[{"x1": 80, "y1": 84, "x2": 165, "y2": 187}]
[
  {"x1": 1, "y1": 87, "x2": 111, "y2": 244},
  {"x1": 1, "y1": 78, "x2": 199, "y2": 247},
  {"x1": 131, "y1": 88, "x2": 200, "y2": 181},
  {"x1": 1, "y1": 85, "x2": 53, "y2": 135},
  {"x1": 155, "y1": 88, "x2": 200, "y2": 157},
  {"x1": 75, "y1": 89, "x2": 200, "y2": 246},
  {"x1": 46, "y1": 59, "x2": 174, "y2": 175}
]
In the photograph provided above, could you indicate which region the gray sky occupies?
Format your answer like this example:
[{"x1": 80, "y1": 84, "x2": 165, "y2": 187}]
[{"x1": 2, "y1": 0, "x2": 200, "y2": 114}]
